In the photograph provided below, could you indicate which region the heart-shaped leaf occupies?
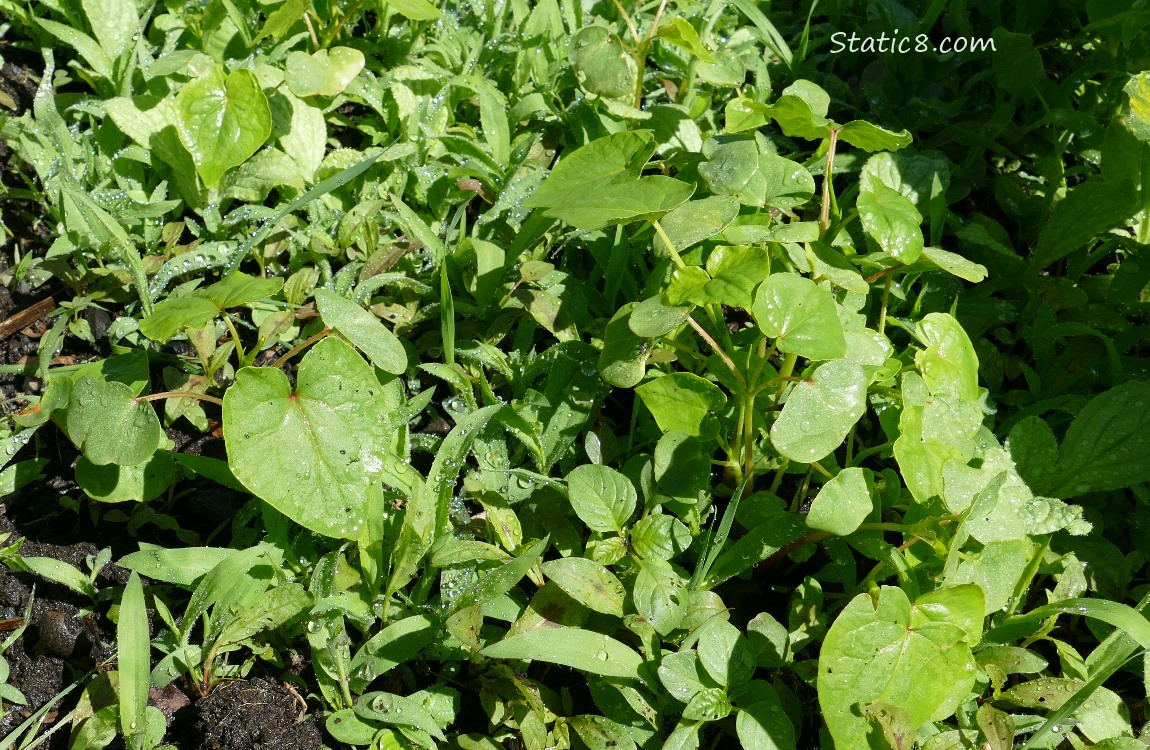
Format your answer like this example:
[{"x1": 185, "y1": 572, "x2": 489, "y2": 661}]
[
  {"x1": 223, "y1": 337, "x2": 392, "y2": 539},
  {"x1": 285, "y1": 47, "x2": 365, "y2": 98},
  {"x1": 175, "y1": 66, "x2": 272, "y2": 188},
  {"x1": 818, "y1": 586, "x2": 981, "y2": 749}
]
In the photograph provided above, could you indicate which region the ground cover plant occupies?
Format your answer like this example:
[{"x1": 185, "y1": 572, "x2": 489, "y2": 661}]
[{"x1": 0, "y1": 0, "x2": 1149, "y2": 747}]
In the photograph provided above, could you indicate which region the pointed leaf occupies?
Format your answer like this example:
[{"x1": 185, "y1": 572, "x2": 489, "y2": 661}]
[{"x1": 481, "y1": 626, "x2": 643, "y2": 679}]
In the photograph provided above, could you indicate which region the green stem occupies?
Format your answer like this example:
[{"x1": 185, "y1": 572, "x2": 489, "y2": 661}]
[
  {"x1": 652, "y1": 219, "x2": 687, "y2": 269},
  {"x1": 773, "y1": 352, "x2": 798, "y2": 405},
  {"x1": 819, "y1": 128, "x2": 840, "y2": 238},
  {"x1": 877, "y1": 274, "x2": 893, "y2": 337},
  {"x1": 686, "y1": 315, "x2": 744, "y2": 389},
  {"x1": 223, "y1": 315, "x2": 247, "y2": 367},
  {"x1": 139, "y1": 391, "x2": 224, "y2": 407},
  {"x1": 273, "y1": 327, "x2": 333, "y2": 369}
]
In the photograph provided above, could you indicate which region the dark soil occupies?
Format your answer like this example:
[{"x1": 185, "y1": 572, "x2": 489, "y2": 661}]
[
  {"x1": 188, "y1": 677, "x2": 321, "y2": 750},
  {"x1": 0, "y1": 50, "x2": 325, "y2": 739}
]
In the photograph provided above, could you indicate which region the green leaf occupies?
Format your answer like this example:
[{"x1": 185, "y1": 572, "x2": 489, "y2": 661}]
[
  {"x1": 737, "y1": 691, "x2": 797, "y2": 750},
  {"x1": 566, "y1": 464, "x2": 637, "y2": 534},
  {"x1": 314, "y1": 288, "x2": 407, "y2": 374},
  {"x1": 118, "y1": 572, "x2": 151, "y2": 745},
  {"x1": 215, "y1": 582, "x2": 311, "y2": 649},
  {"x1": 457, "y1": 538, "x2": 547, "y2": 610},
  {"x1": 628, "y1": 296, "x2": 689, "y2": 338},
  {"x1": 1124, "y1": 72, "x2": 1150, "y2": 141},
  {"x1": 771, "y1": 360, "x2": 866, "y2": 463},
  {"x1": 76, "y1": 450, "x2": 174, "y2": 503},
  {"x1": 285, "y1": 47, "x2": 366, "y2": 98},
  {"x1": 653, "y1": 431, "x2": 711, "y2": 502},
  {"x1": 569, "y1": 26, "x2": 635, "y2": 100},
  {"x1": 526, "y1": 132, "x2": 694, "y2": 230},
  {"x1": 630, "y1": 515, "x2": 692, "y2": 561},
  {"x1": 256, "y1": 0, "x2": 310, "y2": 41},
  {"x1": 858, "y1": 183, "x2": 924, "y2": 264},
  {"x1": 480, "y1": 626, "x2": 644, "y2": 679},
  {"x1": 683, "y1": 687, "x2": 731, "y2": 721},
  {"x1": 806, "y1": 467, "x2": 871, "y2": 535},
  {"x1": 349, "y1": 615, "x2": 436, "y2": 693},
  {"x1": 175, "y1": 66, "x2": 272, "y2": 188},
  {"x1": 633, "y1": 558, "x2": 688, "y2": 635},
  {"x1": 656, "y1": 17, "x2": 716, "y2": 62},
  {"x1": 658, "y1": 196, "x2": 741, "y2": 251},
  {"x1": 918, "y1": 246, "x2": 988, "y2": 283},
  {"x1": 119, "y1": 544, "x2": 233, "y2": 588},
  {"x1": 635, "y1": 373, "x2": 726, "y2": 438},
  {"x1": 65, "y1": 378, "x2": 162, "y2": 466},
  {"x1": 1045, "y1": 380, "x2": 1150, "y2": 497},
  {"x1": 1033, "y1": 179, "x2": 1140, "y2": 269},
  {"x1": 357, "y1": 691, "x2": 447, "y2": 741},
  {"x1": 383, "y1": 0, "x2": 441, "y2": 21},
  {"x1": 697, "y1": 618, "x2": 755, "y2": 687},
  {"x1": 22, "y1": 557, "x2": 96, "y2": 598},
  {"x1": 752, "y1": 275, "x2": 846, "y2": 360},
  {"x1": 818, "y1": 586, "x2": 979, "y2": 749},
  {"x1": 701, "y1": 245, "x2": 772, "y2": 308},
  {"x1": 274, "y1": 90, "x2": 326, "y2": 181},
  {"x1": 914, "y1": 313, "x2": 980, "y2": 402},
  {"x1": 570, "y1": 715, "x2": 638, "y2": 750},
  {"x1": 223, "y1": 337, "x2": 392, "y2": 539},
  {"x1": 540, "y1": 557, "x2": 625, "y2": 617},
  {"x1": 36, "y1": 19, "x2": 112, "y2": 81},
  {"x1": 82, "y1": 0, "x2": 138, "y2": 60},
  {"x1": 837, "y1": 121, "x2": 913, "y2": 152}
]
